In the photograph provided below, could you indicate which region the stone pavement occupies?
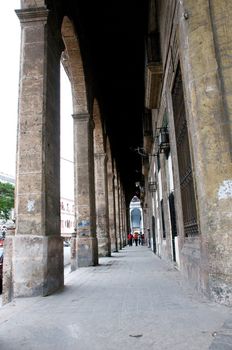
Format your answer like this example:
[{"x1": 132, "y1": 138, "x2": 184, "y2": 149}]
[{"x1": 0, "y1": 246, "x2": 232, "y2": 350}]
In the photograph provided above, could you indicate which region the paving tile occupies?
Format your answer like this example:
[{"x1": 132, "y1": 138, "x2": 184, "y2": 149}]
[{"x1": 0, "y1": 246, "x2": 231, "y2": 349}]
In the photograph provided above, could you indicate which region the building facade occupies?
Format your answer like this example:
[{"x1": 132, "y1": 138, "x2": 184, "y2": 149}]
[{"x1": 143, "y1": 0, "x2": 232, "y2": 305}]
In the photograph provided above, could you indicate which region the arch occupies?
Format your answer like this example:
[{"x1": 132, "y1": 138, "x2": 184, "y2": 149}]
[
  {"x1": 129, "y1": 196, "x2": 143, "y2": 235},
  {"x1": 93, "y1": 99, "x2": 105, "y2": 153},
  {"x1": 106, "y1": 137, "x2": 113, "y2": 184},
  {"x1": 61, "y1": 16, "x2": 88, "y2": 114}
]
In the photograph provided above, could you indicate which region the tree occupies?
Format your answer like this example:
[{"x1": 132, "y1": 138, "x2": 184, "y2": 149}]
[{"x1": 0, "y1": 182, "x2": 15, "y2": 220}]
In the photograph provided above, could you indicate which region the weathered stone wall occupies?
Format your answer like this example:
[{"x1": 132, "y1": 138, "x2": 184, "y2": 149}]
[
  {"x1": 211, "y1": 0, "x2": 232, "y2": 144},
  {"x1": 178, "y1": 0, "x2": 232, "y2": 304},
  {"x1": 150, "y1": 0, "x2": 232, "y2": 305}
]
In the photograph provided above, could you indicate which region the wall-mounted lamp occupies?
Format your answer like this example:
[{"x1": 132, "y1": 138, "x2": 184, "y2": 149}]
[
  {"x1": 135, "y1": 181, "x2": 145, "y2": 193},
  {"x1": 134, "y1": 147, "x2": 159, "y2": 158},
  {"x1": 184, "y1": 11, "x2": 189, "y2": 20}
]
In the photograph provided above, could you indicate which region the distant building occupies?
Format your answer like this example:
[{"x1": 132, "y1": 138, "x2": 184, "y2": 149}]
[
  {"x1": 0, "y1": 173, "x2": 15, "y2": 186},
  {"x1": 60, "y1": 158, "x2": 74, "y2": 237},
  {"x1": 60, "y1": 197, "x2": 75, "y2": 237},
  {"x1": 129, "y1": 196, "x2": 144, "y2": 234}
]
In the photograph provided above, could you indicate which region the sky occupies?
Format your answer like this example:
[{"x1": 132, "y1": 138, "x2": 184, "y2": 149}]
[
  {"x1": 0, "y1": 2, "x2": 74, "y2": 199},
  {"x1": 0, "y1": 1, "x2": 20, "y2": 177}
]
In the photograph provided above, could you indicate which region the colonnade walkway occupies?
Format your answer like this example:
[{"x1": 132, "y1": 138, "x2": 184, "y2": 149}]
[{"x1": 1, "y1": 246, "x2": 232, "y2": 350}]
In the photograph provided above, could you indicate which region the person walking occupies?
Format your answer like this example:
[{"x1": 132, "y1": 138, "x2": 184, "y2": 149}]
[
  {"x1": 141, "y1": 233, "x2": 145, "y2": 245},
  {"x1": 133, "y1": 231, "x2": 139, "y2": 246},
  {"x1": 128, "y1": 232, "x2": 133, "y2": 246}
]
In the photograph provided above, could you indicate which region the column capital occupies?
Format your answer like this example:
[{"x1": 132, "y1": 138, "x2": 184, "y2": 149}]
[
  {"x1": 16, "y1": 6, "x2": 64, "y2": 64},
  {"x1": 94, "y1": 152, "x2": 108, "y2": 167},
  {"x1": 72, "y1": 113, "x2": 91, "y2": 121},
  {"x1": 73, "y1": 113, "x2": 95, "y2": 129},
  {"x1": 16, "y1": 7, "x2": 49, "y2": 23},
  {"x1": 94, "y1": 151, "x2": 107, "y2": 159}
]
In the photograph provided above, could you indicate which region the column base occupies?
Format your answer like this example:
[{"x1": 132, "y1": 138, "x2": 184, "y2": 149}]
[
  {"x1": 111, "y1": 242, "x2": 118, "y2": 253},
  {"x1": 76, "y1": 236, "x2": 98, "y2": 267},
  {"x1": 98, "y1": 237, "x2": 111, "y2": 257},
  {"x1": 118, "y1": 240, "x2": 123, "y2": 250},
  {"x1": 3, "y1": 235, "x2": 64, "y2": 301}
]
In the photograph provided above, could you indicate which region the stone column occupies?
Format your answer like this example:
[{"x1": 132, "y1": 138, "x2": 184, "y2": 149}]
[
  {"x1": 94, "y1": 152, "x2": 111, "y2": 257},
  {"x1": 112, "y1": 174, "x2": 119, "y2": 252},
  {"x1": 107, "y1": 168, "x2": 117, "y2": 252},
  {"x1": 120, "y1": 195, "x2": 125, "y2": 246},
  {"x1": 72, "y1": 113, "x2": 98, "y2": 267},
  {"x1": 8, "y1": 8, "x2": 64, "y2": 298},
  {"x1": 114, "y1": 173, "x2": 122, "y2": 249},
  {"x1": 121, "y1": 193, "x2": 127, "y2": 246},
  {"x1": 118, "y1": 181, "x2": 124, "y2": 248},
  {"x1": 179, "y1": 0, "x2": 232, "y2": 303}
]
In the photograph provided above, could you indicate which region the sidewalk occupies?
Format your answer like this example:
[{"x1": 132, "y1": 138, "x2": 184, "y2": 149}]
[{"x1": 0, "y1": 246, "x2": 232, "y2": 350}]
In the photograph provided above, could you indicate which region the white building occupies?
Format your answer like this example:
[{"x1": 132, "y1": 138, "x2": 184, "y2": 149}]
[{"x1": 129, "y1": 196, "x2": 144, "y2": 234}]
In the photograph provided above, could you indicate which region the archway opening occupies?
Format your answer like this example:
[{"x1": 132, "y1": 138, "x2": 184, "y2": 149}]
[
  {"x1": 129, "y1": 196, "x2": 144, "y2": 245},
  {"x1": 60, "y1": 63, "x2": 74, "y2": 275}
]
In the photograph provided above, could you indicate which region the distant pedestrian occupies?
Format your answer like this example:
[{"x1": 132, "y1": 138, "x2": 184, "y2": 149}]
[
  {"x1": 128, "y1": 233, "x2": 133, "y2": 246},
  {"x1": 141, "y1": 233, "x2": 145, "y2": 245},
  {"x1": 133, "y1": 231, "x2": 139, "y2": 246}
]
